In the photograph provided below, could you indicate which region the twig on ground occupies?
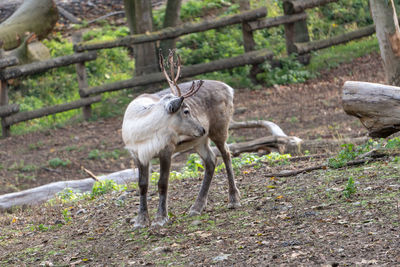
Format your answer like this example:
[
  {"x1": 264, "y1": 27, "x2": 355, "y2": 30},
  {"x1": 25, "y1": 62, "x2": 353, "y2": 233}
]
[
  {"x1": 265, "y1": 157, "x2": 383, "y2": 177},
  {"x1": 87, "y1": 11, "x2": 125, "y2": 25},
  {"x1": 82, "y1": 167, "x2": 100, "y2": 181}
]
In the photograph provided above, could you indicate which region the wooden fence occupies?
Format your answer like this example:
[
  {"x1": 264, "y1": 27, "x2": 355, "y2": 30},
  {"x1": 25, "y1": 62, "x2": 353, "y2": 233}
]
[{"x1": 0, "y1": 0, "x2": 376, "y2": 138}]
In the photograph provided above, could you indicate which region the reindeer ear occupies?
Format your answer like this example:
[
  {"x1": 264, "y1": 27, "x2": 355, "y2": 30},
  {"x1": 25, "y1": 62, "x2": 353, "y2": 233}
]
[{"x1": 165, "y1": 96, "x2": 184, "y2": 113}]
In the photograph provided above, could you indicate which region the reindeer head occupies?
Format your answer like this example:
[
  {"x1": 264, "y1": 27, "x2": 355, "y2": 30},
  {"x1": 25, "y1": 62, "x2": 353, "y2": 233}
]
[{"x1": 159, "y1": 50, "x2": 205, "y2": 138}]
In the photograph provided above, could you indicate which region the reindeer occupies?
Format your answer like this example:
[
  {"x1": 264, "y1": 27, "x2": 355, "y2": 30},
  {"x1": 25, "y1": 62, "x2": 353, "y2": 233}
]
[{"x1": 122, "y1": 51, "x2": 240, "y2": 228}]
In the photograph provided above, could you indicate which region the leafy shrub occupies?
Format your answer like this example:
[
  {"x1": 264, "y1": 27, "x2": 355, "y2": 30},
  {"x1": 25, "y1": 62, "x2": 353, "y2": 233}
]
[
  {"x1": 48, "y1": 158, "x2": 71, "y2": 168},
  {"x1": 328, "y1": 140, "x2": 378, "y2": 168},
  {"x1": 91, "y1": 179, "x2": 126, "y2": 197},
  {"x1": 257, "y1": 55, "x2": 314, "y2": 86}
]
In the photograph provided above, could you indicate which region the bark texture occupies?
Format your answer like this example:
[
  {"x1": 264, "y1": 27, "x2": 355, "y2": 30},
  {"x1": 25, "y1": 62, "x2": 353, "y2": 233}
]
[
  {"x1": 159, "y1": 0, "x2": 182, "y2": 56},
  {"x1": 342, "y1": 81, "x2": 400, "y2": 138},
  {"x1": 370, "y1": 0, "x2": 400, "y2": 85},
  {"x1": 124, "y1": 0, "x2": 159, "y2": 76},
  {"x1": 0, "y1": 0, "x2": 59, "y2": 51}
]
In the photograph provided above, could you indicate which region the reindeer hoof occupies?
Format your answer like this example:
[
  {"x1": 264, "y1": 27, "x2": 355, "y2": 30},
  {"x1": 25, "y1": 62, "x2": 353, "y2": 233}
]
[
  {"x1": 151, "y1": 215, "x2": 169, "y2": 227},
  {"x1": 133, "y1": 213, "x2": 150, "y2": 229},
  {"x1": 227, "y1": 201, "x2": 241, "y2": 209},
  {"x1": 188, "y1": 209, "x2": 201, "y2": 217}
]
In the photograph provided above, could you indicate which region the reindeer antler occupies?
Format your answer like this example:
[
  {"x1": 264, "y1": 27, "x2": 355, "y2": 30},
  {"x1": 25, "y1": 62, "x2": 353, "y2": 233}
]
[{"x1": 159, "y1": 50, "x2": 203, "y2": 98}]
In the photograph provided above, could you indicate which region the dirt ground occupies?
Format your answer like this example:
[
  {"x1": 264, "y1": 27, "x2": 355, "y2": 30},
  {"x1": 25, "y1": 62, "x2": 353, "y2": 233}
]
[
  {"x1": 2, "y1": 52, "x2": 400, "y2": 266},
  {"x1": 3, "y1": 1, "x2": 400, "y2": 265}
]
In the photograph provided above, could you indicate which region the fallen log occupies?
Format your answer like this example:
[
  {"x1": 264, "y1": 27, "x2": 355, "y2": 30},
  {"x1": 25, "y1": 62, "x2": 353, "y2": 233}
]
[
  {"x1": 342, "y1": 81, "x2": 400, "y2": 138},
  {"x1": 57, "y1": 5, "x2": 81, "y2": 24},
  {"x1": 0, "y1": 0, "x2": 59, "y2": 50},
  {"x1": 0, "y1": 169, "x2": 138, "y2": 211},
  {"x1": 4, "y1": 33, "x2": 51, "y2": 64}
]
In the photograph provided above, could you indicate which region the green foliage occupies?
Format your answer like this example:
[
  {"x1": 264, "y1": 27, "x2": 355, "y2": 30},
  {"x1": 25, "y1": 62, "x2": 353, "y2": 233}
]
[
  {"x1": 386, "y1": 137, "x2": 400, "y2": 149},
  {"x1": 88, "y1": 149, "x2": 128, "y2": 160},
  {"x1": 35, "y1": 224, "x2": 49, "y2": 232},
  {"x1": 185, "y1": 154, "x2": 204, "y2": 173},
  {"x1": 328, "y1": 140, "x2": 379, "y2": 168},
  {"x1": 231, "y1": 152, "x2": 291, "y2": 175},
  {"x1": 48, "y1": 158, "x2": 71, "y2": 168},
  {"x1": 91, "y1": 179, "x2": 126, "y2": 197},
  {"x1": 257, "y1": 55, "x2": 315, "y2": 86},
  {"x1": 62, "y1": 208, "x2": 72, "y2": 224},
  {"x1": 88, "y1": 149, "x2": 102, "y2": 160},
  {"x1": 308, "y1": 0, "x2": 372, "y2": 41},
  {"x1": 56, "y1": 188, "x2": 87, "y2": 202},
  {"x1": 343, "y1": 176, "x2": 357, "y2": 198}
]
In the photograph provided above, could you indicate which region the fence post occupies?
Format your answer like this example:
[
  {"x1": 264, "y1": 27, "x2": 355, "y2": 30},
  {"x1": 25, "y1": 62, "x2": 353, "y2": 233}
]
[
  {"x1": 283, "y1": 0, "x2": 310, "y2": 64},
  {"x1": 239, "y1": 0, "x2": 261, "y2": 82},
  {"x1": 73, "y1": 32, "x2": 92, "y2": 120},
  {"x1": 0, "y1": 49, "x2": 10, "y2": 137}
]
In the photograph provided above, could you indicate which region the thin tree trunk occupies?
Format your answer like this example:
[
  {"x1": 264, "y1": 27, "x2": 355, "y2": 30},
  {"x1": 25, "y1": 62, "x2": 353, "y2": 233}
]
[
  {"x1": 124, "y1": 0, "x2": 158, "y2": 76},
  {"x1": 369, "y1": 0, "x2": 400, "y2": 85},
  {"x1": 160, "y1": 0, "x2": 182, "y2": 56}
]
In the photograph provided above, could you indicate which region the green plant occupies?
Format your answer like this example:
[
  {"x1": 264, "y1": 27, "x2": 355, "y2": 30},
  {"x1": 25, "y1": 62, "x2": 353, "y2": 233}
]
[
  {"x1": 328, "y1": 140, "x2": 378, "y2": 168},
  {"x1": 185, "y1": 154, "x2": 204, "y2": 173},
  {"x1": 386, "y1": 137, "x2": 400, "y2": 149},
  {"x1": 88, "y1": 149, "x2": 102, "y2": 160},
  {"x1": 48, "y1": 158, "x2": 71, "y2": 168},
  {"x1": 257, "y1": 55, "x2": 315, "y2": 86},
  {"x1": 91, "y1": 179, "x2": 126, "y2": 197},
  {"x1": 62, "y1": 208, "x2": 72, "y2": 224},
  {"x1": 343, "y1": 176, "x2": 357, "y2": 198},
  {"x1": 32, "y1": 224, "x2": 49, "y2": 232}
]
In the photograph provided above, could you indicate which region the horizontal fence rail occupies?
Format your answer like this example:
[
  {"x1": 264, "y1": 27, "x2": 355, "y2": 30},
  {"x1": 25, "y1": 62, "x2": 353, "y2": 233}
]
[
  {"x1": 82, "y1": 49, "x2": 273, "y2": 96},
  {"x1": 248, "y1": 12, "x2": 307, "y2": 31},
  {"x1": 0, "y1": 51, "x2": 97, "y2": 80},
  {"x1": 0, "y1": 0, "x2": 379, "y2": 137},
  {"x1": 294, "y1": 25, "x2": 376, "y2": 54},
  {"x1": 3, "y1": 95, "x2": 102, "y2": 126},
  {"x1": 74, "y1": 7, "x2": 267, "y2": 52}
]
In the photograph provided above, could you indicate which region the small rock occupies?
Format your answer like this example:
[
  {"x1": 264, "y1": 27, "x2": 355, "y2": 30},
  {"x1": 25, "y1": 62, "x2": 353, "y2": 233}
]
[
  {"x1": 39, "y1": 261, "x2": 53, "y2": 267},
  {"x1": 152, "y1": 246, "x2": 172, "y2": 254},
  {"x1": 304, "y1": 211, "x2": 317, "y2": 217},
  {"x1": 117, "y1": 192, "x2": 128, "y2": 201},
  {"x1": 212, "y1": 254, "x2": 230, "y2": 262},
  {"x1": 54, "y1": 219, "x2": 64, "y2": 225},
  {"x1": 125, "y1": 217, "x2": 134, "y2": 224},
  {"x1": 76, "y1": 209, "x2": 87, "y2": 215},
  {"x1": 281, "y1": 240, "x2": 302, "y2": 247}
]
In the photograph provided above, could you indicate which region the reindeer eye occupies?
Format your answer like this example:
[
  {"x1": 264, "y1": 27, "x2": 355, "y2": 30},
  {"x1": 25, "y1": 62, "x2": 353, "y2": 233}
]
[{"x1": 183, "y1": 109, "x2": 190, "y2": 115}]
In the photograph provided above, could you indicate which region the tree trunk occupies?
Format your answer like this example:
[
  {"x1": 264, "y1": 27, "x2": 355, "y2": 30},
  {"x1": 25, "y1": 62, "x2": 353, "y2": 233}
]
[
  {"x1": 124, "y1": 0, "x2": 159, "y2": 76},
  {"x1": 342, "y1": 81, "x2": 400, "y2": 138},
  {"x1": 160, "y1": 0, "x2": 182, "y2": 56},
  {"x1": 369, "y1": 0, "x2": 400, "y2": 85},
  {"x1": 0, "y1": 0, "x2": 59, "y2": 51}
]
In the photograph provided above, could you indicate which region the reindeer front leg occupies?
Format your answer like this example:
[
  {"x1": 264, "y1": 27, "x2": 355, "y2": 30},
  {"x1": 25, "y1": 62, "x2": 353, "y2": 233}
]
[
  {"x1": 152, "y1": 147, "x2": 173, "y2": 227},
  {"x1": 134, "y1": 161, "x2": 150, "y2": 229}
]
